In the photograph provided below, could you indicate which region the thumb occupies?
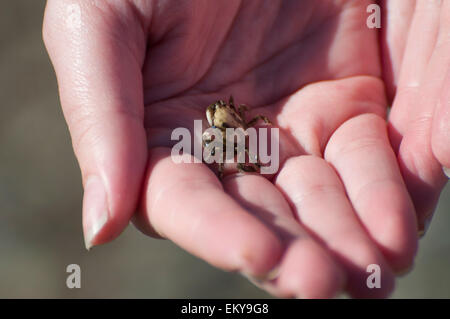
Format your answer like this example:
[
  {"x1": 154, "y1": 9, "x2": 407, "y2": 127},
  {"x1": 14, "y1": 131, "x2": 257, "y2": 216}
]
[{"x1": 43, "y1": 0, "x2": 151, "y2": 249}]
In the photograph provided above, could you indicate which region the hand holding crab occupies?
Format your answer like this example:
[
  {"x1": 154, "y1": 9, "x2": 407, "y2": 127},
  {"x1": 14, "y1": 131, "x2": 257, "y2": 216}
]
[{"x1": 43, "y1": 0, "x2": 449, "y2": 299}]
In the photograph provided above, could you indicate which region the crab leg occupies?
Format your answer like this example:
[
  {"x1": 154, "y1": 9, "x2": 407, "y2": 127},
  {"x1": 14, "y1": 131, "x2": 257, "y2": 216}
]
[{"x1": 247, "y1": 115, "x2": 271, "y2": 127}]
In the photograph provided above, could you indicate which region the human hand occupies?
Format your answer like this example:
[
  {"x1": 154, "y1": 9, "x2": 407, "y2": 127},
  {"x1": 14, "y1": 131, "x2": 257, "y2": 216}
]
[
  {"x1": 382, "y1": 0, "x2": 449, "y2": 235},
  {"x1": 43, "y1": 0, "x2": 418, "y2": 298}
]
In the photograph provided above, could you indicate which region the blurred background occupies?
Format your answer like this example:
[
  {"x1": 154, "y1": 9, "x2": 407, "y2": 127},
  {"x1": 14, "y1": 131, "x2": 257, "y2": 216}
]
[{"x1": 1, "y1": 1, "x2": 449, "y2": 298}]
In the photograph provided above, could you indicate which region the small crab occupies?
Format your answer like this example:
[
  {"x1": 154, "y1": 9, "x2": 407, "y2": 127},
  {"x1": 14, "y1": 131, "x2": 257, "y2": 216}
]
[{"x1": 202, "y1": 96, "x2": 271, "y2": 178}]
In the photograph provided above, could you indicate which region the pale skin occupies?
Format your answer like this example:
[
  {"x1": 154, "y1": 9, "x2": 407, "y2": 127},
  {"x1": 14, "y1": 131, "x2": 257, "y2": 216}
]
[{"x1": 43, "y1": 0, "x2": 449, "y2": 298}]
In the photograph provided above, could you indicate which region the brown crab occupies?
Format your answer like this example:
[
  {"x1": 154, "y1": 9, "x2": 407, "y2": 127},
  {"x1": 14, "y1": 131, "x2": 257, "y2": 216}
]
[{"x1": 202, "y1": 96, "x2": 271, "y2": 178}]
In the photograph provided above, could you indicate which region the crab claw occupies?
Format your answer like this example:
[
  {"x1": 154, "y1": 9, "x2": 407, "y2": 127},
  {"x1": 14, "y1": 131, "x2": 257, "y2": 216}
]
[{"x1": 206, "y1": 104, "x2": 216, "y2": 126}]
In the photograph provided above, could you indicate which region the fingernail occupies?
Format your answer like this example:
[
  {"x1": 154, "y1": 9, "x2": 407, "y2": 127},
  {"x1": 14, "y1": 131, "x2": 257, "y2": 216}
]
[
  {"x1": 264, "y1": 265, "x2": 281, "y2": 281},
  {"x1": 443, "y1": 167, "x2": 450, "y2": 179},
  {"x1": 240, "y1": 271, "x2": 280, "y2": 297},
  {"x1": 82, "y1": 175, "x2": 109, "y2": 250},
  {"x1": 424, "y1": 217, "x2": 431, "y2": 234},
  {"x1": 241, "y1": 265, "x2": 281, "y2": 284},
  {"x1": 418, "y1": 217, "x2": 432, "y2": 239}
]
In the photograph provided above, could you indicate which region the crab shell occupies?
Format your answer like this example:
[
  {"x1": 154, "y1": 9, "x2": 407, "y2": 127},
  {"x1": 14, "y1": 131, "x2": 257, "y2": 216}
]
[{"x1": 205, "y1": 103, "x2": 246, "y2": 129}]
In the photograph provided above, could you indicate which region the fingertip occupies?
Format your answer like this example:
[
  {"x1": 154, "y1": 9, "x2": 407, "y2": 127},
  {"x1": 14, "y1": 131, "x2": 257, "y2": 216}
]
[
  {"x1": 398, "y1": 135, "x2": 447, "y2": 234},
  {"x1": 382, "y1": 233, "x2": 418, "y2": 276},
  {"x1": 277, "y1": 239, "x2": 346, "y2": 299},
  {"x1": 82, "y1": 172, "x2": 139, "y2": 249},
  {"x1": 380, "y1": 223, "x2": 418, "y2": 275},
  {"x1": 79, "y1": 120, "x2": 147, "y2": 248},
  {"x1": 348, "y1": 264, "x2": 396, "y2": 299},
  {"x1": 431, "y1": 115, "x2": 450, "y2": 171},
  {"x1": 237, "y1": 225, "x2": 284, "y2": 277},
  {"x1": 365, "y1": 185, "x2": 418, "y2": 273},
  {"x1": 443, "y1": 167, "x2": 450, "y2": 179},
  {"x1": 431, "y1": 68, "x2": 450, "y2": 170},
  {"x1": 82, "y1": 175, "x2": 111, "y2": 249}
]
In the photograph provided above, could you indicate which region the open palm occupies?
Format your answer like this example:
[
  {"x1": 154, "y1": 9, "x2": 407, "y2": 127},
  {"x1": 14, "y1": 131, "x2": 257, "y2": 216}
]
[{"x1": 44, "y1": 0, "x2": 418, "y2": 298}]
